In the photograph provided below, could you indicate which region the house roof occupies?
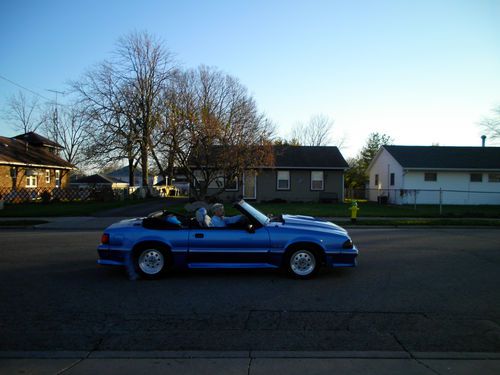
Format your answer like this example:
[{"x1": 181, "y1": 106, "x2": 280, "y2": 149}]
[
  {"x1": 73, "y1": 174, "x2": 126, "y2": 184},
  {"x1": 383, "y1": 145, "x2": 500, "y2": 170},
  {"x1": 273, "y1": 146, "x2": 349, "y2": 169},
  {"x1": 13, "y1": 132, "x2": 64, "y2": 149},
  {"x1": 107, "y1": 166, "x2": 143, "y2": 177},
  {"x1": 189, "y1": 145, "x2": 349, "y2": 170},
  {"x1": 0, "y1": 135, "x2": 74, "y2": 169}
]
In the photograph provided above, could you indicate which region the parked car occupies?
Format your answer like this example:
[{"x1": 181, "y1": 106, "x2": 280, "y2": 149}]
[{"x1": 97, "y1": 200, "x2": 358, "y2": 279}]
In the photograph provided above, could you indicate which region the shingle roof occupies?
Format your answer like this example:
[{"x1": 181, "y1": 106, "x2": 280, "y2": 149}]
[
  {"x1": 0, "y1": 136, "x2": 74, "y2": 169},
  {"x1": 13, "y1": 132, "x2": 63, "y2": 149},
  {"x1": 273, "y1": 146, "x2": 348, "y2": 169},
  {"x1": 189, "y1": 145, "x2": 348, "y2": 169},
  {"x1": 384, "y1": 145, "x2": 500, "y2": 169}
]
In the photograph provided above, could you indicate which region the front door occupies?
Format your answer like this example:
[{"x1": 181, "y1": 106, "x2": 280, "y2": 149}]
[
  {"x1": 243, "y1": 171, "x2": 257, "y2": 199},
  {"x1": 188, "y1": 226, "x2": 270, "y2": 266}
]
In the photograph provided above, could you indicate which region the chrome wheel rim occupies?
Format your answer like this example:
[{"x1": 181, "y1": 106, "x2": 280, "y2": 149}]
[
  {"x1": 290, "y1": 250, "x2": 316, "y2": 276},
  {"x1": 138, "y1": 249, "x2": 164, "y2": 275}
]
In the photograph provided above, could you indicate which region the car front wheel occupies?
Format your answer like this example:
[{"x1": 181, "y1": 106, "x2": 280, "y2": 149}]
[
  {"x1": 286, "y1": 248, "x2": 320, "y2": 279},
  {"x1": 135, "y1": 246, "x2": 168, "y2": 279}
]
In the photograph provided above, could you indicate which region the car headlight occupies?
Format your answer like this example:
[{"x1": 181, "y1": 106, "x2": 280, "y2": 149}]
[{"x1": 342, "y1": 239, "x2": 353, "y2": 249}]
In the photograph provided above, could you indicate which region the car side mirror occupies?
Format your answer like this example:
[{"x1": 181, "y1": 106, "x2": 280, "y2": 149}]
[{"x1": 247, "y1": 224, "x2": 255, "y2": 234}]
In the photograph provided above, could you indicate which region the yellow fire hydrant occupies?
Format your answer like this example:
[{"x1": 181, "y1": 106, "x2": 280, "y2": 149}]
[{"x1": 349, "y1": 200, "x2": 360, "y2": 223}]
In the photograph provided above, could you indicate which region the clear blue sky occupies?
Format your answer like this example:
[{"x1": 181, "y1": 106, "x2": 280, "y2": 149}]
[{"x1": 1, "y1": 0, "x2": 499, "y2": 157}]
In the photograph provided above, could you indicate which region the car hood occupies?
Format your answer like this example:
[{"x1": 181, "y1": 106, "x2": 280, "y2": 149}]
[{"x1": 280, "y1": 214, "x2": 347, "y2": 233}]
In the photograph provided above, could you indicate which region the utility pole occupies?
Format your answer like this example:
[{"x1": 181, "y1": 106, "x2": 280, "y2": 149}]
[{"x1": 46, "y1": 89, "x2": 65, "y2": 128}]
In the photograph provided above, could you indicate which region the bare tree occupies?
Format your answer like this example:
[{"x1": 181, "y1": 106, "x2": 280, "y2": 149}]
[
  {"x1": 480, "y1": 105, "x2": 500, "y2": 143},
  {"x1": 154, "y1": 66, "x2": 274, "y2": 200},
  {"x1": 73, "y1": 62, "x2": 139, "y2": 183},
  {"x1": 291, "y1": 114, "x2": 344, "y2": 147},
  {"x1": 72, "y1": 31, "x2": 174, "y2": 187},
  {"x1": 115, "y1": 31, "x2": 175, "y2": 187},
  {"x1": 3, "y1": 91, "x2": 43, "y2": 133},
  {"x1": 42, "y1": 104, "x2": 90, "y2": 167}
]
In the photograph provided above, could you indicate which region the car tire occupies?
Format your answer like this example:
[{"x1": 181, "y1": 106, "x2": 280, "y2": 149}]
[
  {"x1": 286, "y1": 248, "x2": 320, "y2": 279},
  {"x1": 134, "y1": 245, "x2": 170, "y2": 280}
]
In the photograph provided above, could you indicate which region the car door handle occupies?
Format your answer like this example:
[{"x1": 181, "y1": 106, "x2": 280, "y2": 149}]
[{"x1": 195, "y1": 233, "x2": 204, "y2": 238}]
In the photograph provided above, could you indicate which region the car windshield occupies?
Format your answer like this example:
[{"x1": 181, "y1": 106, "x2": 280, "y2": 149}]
[{"x1": 238, "y1": 201, "x2": 269, "y2": 226}]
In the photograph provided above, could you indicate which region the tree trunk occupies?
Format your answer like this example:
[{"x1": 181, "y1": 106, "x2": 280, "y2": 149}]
[{"x1": 128, "y1": 158, "x2": 135, "y2": 187}]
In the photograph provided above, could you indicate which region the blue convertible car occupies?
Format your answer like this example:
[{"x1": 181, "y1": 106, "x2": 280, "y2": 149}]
[{"x1": 97, "y1": 200, "x2": 358, "y2": 279}]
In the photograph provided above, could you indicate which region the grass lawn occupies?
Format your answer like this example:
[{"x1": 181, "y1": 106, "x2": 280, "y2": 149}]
[
  {"x1": 0, "y1": 199, "x2": 160, "y2": 217},
  {"x1": 1, "y1": 198, "x2": 499, "y2": 219},
  {"x1": 250, "y1": 202, "x2": 500, "y2": 218}
]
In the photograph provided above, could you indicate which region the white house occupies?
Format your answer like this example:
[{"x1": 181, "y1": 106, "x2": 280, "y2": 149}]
[{"x1": 367, "y1": 146, "x2": 500, "y2": 205}]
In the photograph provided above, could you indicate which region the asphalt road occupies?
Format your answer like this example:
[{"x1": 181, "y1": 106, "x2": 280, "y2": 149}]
[{"x1": 0, "y1": 228, "x2": 499, "y2": 353}]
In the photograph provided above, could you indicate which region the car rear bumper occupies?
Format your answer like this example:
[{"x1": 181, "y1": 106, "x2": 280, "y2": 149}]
[{"x1": 97, "y1": 245, "x2": 129, "y2": 267}]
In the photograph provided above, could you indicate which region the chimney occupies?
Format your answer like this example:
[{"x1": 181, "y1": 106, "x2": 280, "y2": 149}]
[{"x1": 481, "y1": 135, "x2": 486, "y2": 147}]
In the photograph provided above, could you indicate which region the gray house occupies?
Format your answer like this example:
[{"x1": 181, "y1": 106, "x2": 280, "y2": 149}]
[{"x1": 201, "y1": 146, "x2": 348, "y2": 202}]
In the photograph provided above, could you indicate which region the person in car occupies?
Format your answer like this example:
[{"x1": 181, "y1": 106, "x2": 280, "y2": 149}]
[{"x1": 211, "y1": 203, "x2": 242, "y2": 227}]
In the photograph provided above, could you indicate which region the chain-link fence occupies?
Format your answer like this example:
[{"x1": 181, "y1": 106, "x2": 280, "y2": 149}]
[
  {"x1": 0, "y1": 186, "x2": 147, "y2": 204},
  {"x1": 345, "y1": 188, "x2": 500, "y2": 207}
]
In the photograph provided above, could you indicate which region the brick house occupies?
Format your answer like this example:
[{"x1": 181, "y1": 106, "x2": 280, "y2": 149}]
[{"x1": 0, "y1": 132, "x2": 74, "y2": 193}]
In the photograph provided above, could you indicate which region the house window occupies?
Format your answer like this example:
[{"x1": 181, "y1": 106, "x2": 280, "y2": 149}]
[
  {"x1": 488, "y1": 173, "x2": 500, "y2": 183},
  {"x1": 277, "y1": 170, "x2": 290, "y2": 190},
  {"x1": 424, "y1": 172, "x2": 437, "y2": 181},
  {"x1": 390, "y1": 173, "x2": 395, "y2": 186},
  {"x1": 470, "y1": 173, "x2": 482, "y2": 182},
  {"x1": 374, "y1": 174, "x2": 379, "y2": 186},
  {"x1": 208, "y1": 175, "x2": 224, "y2": 189},
  {"x1": 311, "y1": 171, "x2": 324, "y2": 191},
  {"x1": 55, "y1": 170, "x2": 61, "y2": 188},
  {"x1": 26, "y1": 176, "x2": 37, "y2": 188},
  {"x1": 193, "y1": 170, "x2": 205, "y2": 188},
  {"x1": 225, "y1": 176, "x2": 239, "y2": 191},
  {"x1": 45, "y1": 170, "x2": 51, "y2": 184}
]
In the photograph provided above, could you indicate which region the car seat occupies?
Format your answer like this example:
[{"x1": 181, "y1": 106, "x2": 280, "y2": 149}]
[{"x1": 195, "y1": 207, "x2": 212, "y2": 227}]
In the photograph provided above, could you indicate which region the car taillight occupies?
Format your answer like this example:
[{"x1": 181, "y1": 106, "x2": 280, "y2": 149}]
[
  {"x1": 342, "y1": 239, "x2": 353, "y2": 249},
  {"x1": 101, "y1": 233, "x2": 110, "y2": 245}
]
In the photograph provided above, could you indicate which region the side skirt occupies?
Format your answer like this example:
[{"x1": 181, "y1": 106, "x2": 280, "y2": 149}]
[{"x1": 188, "y1": 263, "x2": 279, "y2": 269}]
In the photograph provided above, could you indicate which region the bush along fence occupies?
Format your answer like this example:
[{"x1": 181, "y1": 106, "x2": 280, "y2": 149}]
[
  {"x1": 345, "y1": 188, "x2": 500, "y2": 209},
  {"x1": 0, "y1": 186, "x2": 157, "y2": 204}
]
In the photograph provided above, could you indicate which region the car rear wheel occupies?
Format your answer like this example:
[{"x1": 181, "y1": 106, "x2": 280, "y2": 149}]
[
  {"x1": 286, "y1": 248, "x2": 320, "y2": 279},
  {"x1": 135, "y1": 246, "x2": 168, "y2": 279}
]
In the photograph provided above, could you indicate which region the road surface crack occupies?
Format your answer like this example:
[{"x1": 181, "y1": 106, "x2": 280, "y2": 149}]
[{"x1": 391, "y1": 333, "x2": 442, "y2": 375}]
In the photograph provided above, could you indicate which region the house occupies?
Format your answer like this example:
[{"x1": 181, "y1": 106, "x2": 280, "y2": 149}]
[
  {"x1": 71, "y1": 174, "x2": 129, "y2": 189},
  {"x1": 107, "y1": 166, "x2": 159, "y2": 187},
  {"x1": 201, "y1": 146, "x2": 349, "y2": 202},
  {"x1": 0, "y1": 132, "x2": 74, "y2": 192},
  {"x1": 367, "y1": 145, "x2": 500, "y2": 205}
]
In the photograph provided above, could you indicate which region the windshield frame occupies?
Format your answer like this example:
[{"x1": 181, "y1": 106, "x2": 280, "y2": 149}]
[{"x1": 235, "y1": 200, "x2": 270, "y2": 227}]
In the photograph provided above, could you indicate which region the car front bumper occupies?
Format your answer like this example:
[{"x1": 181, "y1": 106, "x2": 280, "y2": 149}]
[{"x1": 326, "y1": 246, "x2": 358, "y2": 267}]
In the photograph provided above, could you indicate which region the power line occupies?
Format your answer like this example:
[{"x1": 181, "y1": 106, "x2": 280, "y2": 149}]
[{"x1": 0, "y1": 74, "x2": 52, "y2": 101}]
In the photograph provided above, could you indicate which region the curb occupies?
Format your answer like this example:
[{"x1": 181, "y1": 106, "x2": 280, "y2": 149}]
[{"x1": 1, "y1": 351, "x2": 499, "y2": 360}]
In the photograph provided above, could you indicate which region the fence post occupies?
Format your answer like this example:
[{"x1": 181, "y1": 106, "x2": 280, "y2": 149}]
[
  {"x1": 439, "y1": 188, "x2": 443, "y2": 215},
  {"x1": 413, "y1": 189, "x2": 417, "y2": 210}
]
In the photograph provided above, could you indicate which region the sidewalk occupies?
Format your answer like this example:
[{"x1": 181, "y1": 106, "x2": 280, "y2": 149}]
[
  {"x1": 0, "y1": 216, "x2": 129, "y2": 230},
  {"x1": 1, "y1": 351, "x2": 499, "y2": 374}
]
